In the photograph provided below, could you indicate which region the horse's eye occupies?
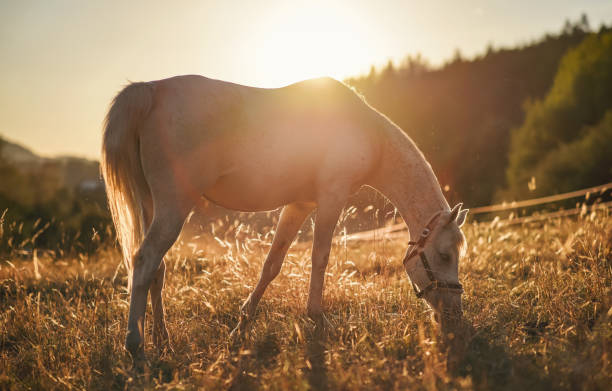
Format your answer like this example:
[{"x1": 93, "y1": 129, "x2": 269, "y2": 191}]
[{"x1": 440, "y1": 253, "x2": 450, "y2": 262}]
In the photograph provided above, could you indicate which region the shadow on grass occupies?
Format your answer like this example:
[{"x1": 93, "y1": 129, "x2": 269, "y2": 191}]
[
  {"x1": 227, "y1": 326, "x2": 282, "y2": 391},
  {"x1": 224, "y1": 314, "x2": 331, "y2": 391},
  {"x1": 457, "y1": 328, "x2": 556, "y2": 390},
  {"x1": 305, "y1": 327, "x2": 329, "y2": 391}
]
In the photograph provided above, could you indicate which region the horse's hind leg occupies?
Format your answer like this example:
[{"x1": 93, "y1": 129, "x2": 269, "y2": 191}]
[
  {"x1": 232, "y1": 202, "x2": 314, "y2": 334},
  {"x1": 150, "y1": 259, "x2": 171, "y2": 353},
  {"x1": 307, "y1": 190, "x2": 348, "y2": 326},
  {"x1": 139, "y1": 203, "x2": 172, "y2": 353},
  {"x1": 126, "y1": 200, "x2": 190, "y2": 359}
]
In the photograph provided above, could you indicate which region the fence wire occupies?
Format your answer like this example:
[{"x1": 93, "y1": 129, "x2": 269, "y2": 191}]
[{"x1": 337, "y1": 182, "x2": 612, "y2": 242}]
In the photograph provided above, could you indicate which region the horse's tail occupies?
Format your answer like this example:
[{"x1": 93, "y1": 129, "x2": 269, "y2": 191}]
[{"x1": 101, "y1": 82, "x2": 154, "y2": 290}]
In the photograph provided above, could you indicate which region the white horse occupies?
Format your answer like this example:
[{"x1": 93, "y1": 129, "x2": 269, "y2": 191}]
[{"x1": 101, "y1": 75, "x2": 468, "y2": 359}]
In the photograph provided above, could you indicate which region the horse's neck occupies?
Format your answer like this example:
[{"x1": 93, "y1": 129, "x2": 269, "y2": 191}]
[{"x1": 370, "y1": 122, "x2": 449, "y2": 238}]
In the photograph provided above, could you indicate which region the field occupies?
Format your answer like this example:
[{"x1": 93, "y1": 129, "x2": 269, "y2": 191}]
[{"x1": 0, "y1": 210, "x2": 610, "y2": 390}]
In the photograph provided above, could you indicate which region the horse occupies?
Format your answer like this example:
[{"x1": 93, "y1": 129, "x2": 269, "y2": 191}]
[{"x1": 101, "y1": 75, "x2": 469, "y2": 359}]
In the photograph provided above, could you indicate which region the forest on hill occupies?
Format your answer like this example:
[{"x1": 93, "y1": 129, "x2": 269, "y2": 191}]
[
  {"x1": 346, "y1": 16, "x2": 609, "y2": 206},
  {"x1": 504, "y1": 28, "x2": 612, "y2": 200}
]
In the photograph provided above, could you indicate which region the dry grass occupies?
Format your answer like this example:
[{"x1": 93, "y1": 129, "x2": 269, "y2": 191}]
[{"x1": 0, "y1": 210, "x2": 611, "y2": 390}]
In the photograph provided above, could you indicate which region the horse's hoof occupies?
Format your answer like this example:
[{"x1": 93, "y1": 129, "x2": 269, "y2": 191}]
[
  {"x1": 229, "y1": 318, "x2": 248, "y2": 341},
  {"x1": 155, "y1": 340, "x2": 175, "y2": 357},
  {"x1": 239, "y1": 300, "x2": 256, "y2": 318},
  {"x1": 153, "y1": 329, "x2": 173, "y2": 356},
  {"x1": 309, "y1": 312, "x2": 332, "y2": 331},
  {"x1": 229, "y1": 325, "x2": 239, "y2": 339},
  {"x1": 125, "y1": 331, "x2": 145, "y2": 362},
  {"x1": 128, "y1": 348, "x2": 146, "y2": 363}
]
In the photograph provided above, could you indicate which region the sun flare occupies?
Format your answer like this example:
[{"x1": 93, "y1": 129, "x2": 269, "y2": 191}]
[{"x1": 246, "y1": 3, "x2": 375, "y2": 86}]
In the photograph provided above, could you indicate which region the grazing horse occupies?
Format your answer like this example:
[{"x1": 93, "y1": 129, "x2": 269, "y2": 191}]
[{"x1": 101, "y1": 75, "x2": 468, "y2": 359}]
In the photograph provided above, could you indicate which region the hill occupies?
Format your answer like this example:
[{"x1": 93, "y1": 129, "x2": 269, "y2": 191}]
[
  {"x1": 0, "y1": 136, "x2": 102, "y2": 191},
  {"x1": 0, "y1": 138, "x2": 45, "y2": 166},
  {"x1": 0, "y1": 135, "x2": 109, "y2": 255}
]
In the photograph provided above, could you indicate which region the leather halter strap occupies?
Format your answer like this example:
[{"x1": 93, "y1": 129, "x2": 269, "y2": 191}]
[{"x1": 403, "y1": 212, "x2": 464, "y2": 299}]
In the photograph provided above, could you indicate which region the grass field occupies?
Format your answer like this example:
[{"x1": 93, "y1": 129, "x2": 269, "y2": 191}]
[{"x1": 0, "y1": 209, "x2": 610, "y2": 390}]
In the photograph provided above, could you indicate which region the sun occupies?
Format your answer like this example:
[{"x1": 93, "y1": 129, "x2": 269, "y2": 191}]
[{"x1": 246, "y1": 2, "x2": 375, "y2": 87}]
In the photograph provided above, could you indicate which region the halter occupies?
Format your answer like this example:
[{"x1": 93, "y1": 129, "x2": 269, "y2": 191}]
[{"x1": 403, "y1": 212, "x2": 464, "y2": 299}]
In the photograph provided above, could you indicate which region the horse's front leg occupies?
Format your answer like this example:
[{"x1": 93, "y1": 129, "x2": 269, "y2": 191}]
[
  {"x1": 307, "y1": 191, "x2": 347, "y2": 327},
  {"x1": 231, "y1": 202, "x2": 314, "y2": 337},
  {"x1": 242, "y1": 203, "x2": 315, "y2": 316}
]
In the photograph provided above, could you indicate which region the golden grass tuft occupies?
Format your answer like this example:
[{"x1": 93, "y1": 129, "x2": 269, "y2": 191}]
[{"x1": 0, "y1": 210, "x2": 610, "y2": 390}]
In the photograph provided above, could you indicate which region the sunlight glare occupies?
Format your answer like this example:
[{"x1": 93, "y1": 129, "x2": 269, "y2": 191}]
[{"x1": 248, "y1": 3, "x2": 374, "y2": 86}]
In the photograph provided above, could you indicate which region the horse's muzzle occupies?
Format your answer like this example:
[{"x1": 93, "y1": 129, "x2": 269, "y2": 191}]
[{"x1": 427, "y1": 290, "x2": 463, "y2": 327}]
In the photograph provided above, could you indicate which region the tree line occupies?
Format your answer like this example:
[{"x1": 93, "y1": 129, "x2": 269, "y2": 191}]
[{"x1": 346, "y1": 16, "x2": 610, "y2": 207}]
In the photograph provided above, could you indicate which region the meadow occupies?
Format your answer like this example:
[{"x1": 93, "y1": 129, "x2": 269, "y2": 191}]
[{"x1": 0, "y1": 208, "x2": 610, "y2": 390}]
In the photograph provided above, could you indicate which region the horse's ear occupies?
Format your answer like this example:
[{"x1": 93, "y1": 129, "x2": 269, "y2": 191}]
[
  {"x1": 448, "y1": 203, "x2": 462, "y2": 222},
  {"x1": 456, "y1": 208, "x2": 469, "y2": 227}
]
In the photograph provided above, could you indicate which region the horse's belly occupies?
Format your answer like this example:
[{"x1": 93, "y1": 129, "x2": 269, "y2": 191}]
[{"x1": 202, "y1": 168, "x2": 317, "y2": 212}]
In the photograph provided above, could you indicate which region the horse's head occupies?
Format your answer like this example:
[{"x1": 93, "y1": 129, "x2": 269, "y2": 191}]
[{"x1": 404, "y1": 203, "x2": 468, "y2": 334}]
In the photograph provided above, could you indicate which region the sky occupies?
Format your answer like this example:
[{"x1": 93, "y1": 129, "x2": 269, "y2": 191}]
[{"x1": 1, "y1": 0, "x2": 611, "y2": 160}]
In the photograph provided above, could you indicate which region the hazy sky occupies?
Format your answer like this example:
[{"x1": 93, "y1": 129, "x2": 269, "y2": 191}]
[{"x1": 1, "y1": 0, "x2": 611, "y2": 160}]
